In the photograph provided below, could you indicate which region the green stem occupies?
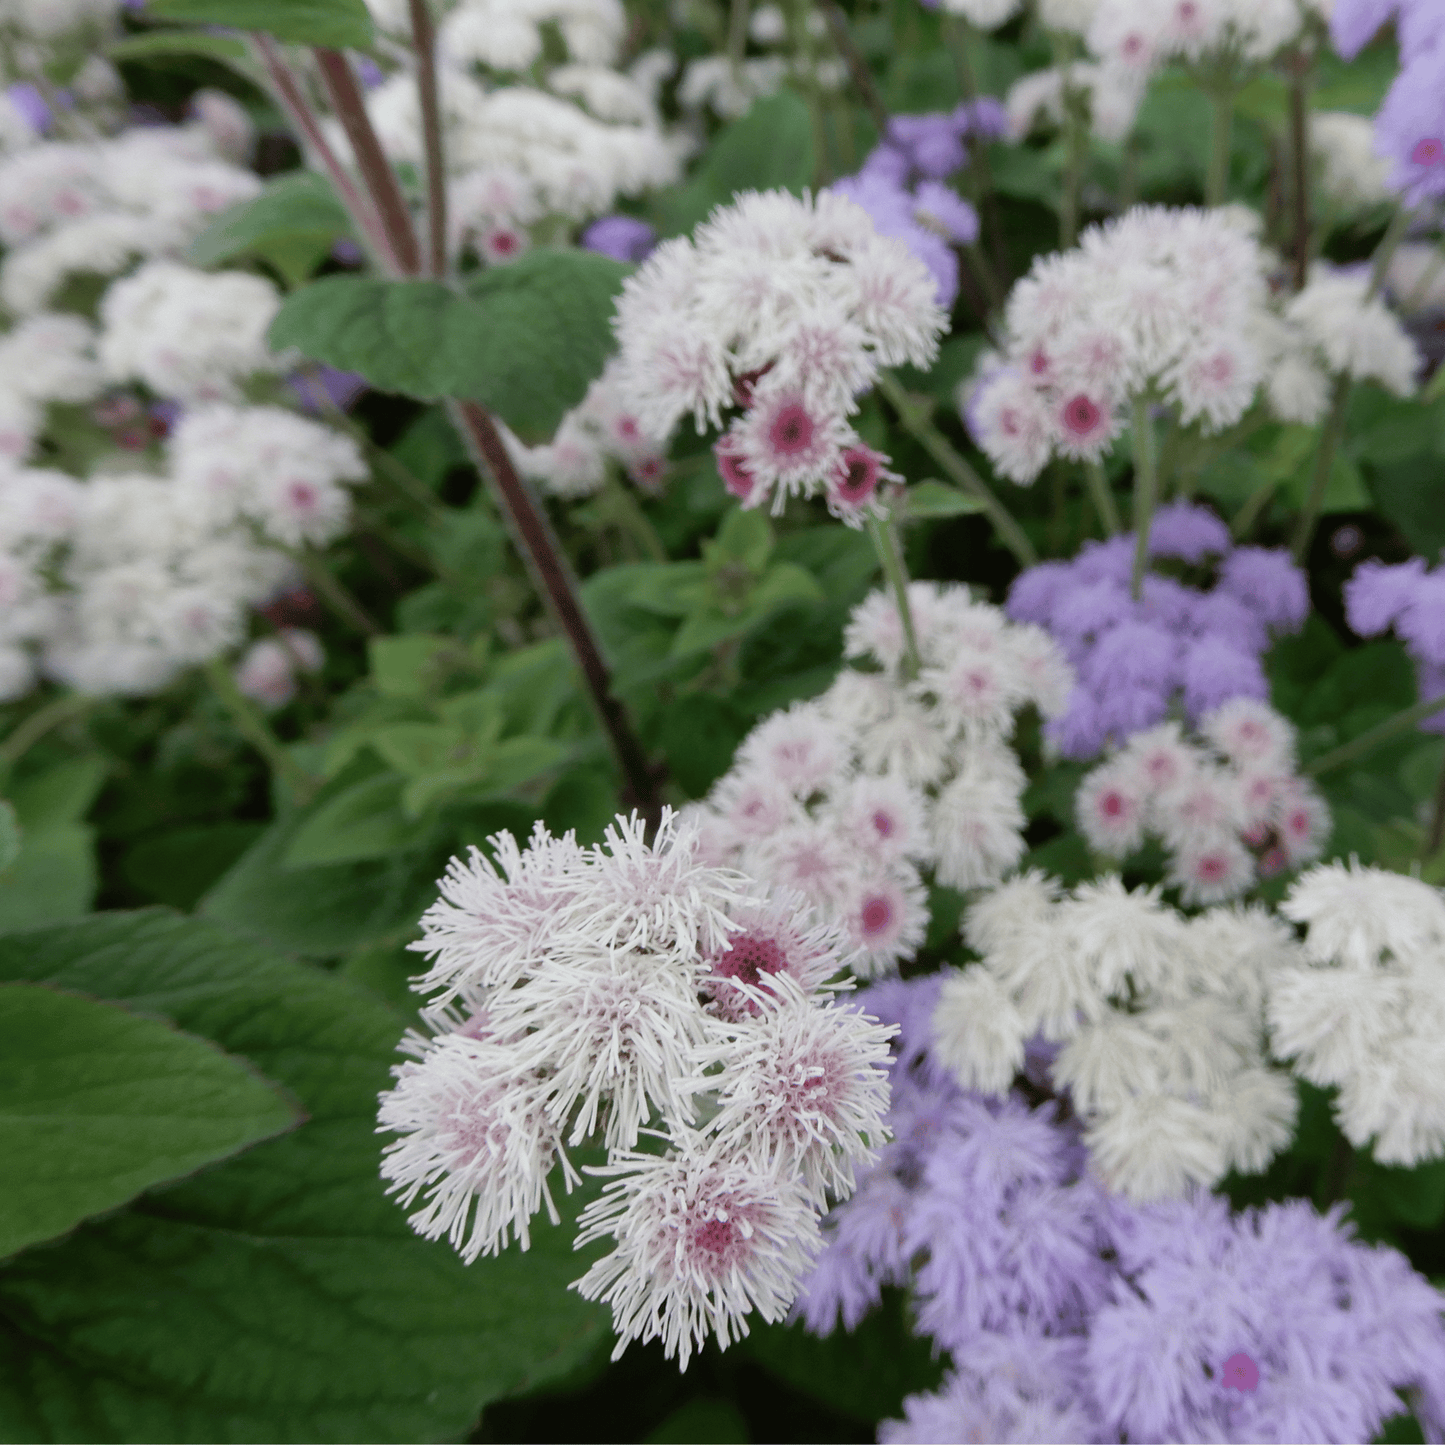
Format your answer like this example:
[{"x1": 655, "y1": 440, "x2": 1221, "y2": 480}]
[
  {"x1": 727, "y1": 0, "x2": 752, "y2": 81},
  {"x1": 784, "y1": 0, "x2": 830, "y2": 184},
  {"x1": 875, "y1": 372, "x2": 1038, "y2": 567},
  {"x1": 1304, "y1": 691, "x2": 1445, "y2": 777},
  {"x1": 602, "y1": 474, "x2": 668, "y2": 562},
  {"x1": 1129, "y1": 397, "x2": 1157, "y2": 600},
  {"x1": 1060, "y1": 78, "x2": 1089, "y2": 249},
  {"x1": 1231, "y1": 475, "x2": 1280, "y2": 540},
  {"x1": 1207, "y1": 84, "x2": 1234, "y2": 205},
  {"x1": 1288, "y1": 51, "x2": 1311, "y2": 292},
  {"x1": 1426, "y1": 747, "x2": 1445, "y2": 858},
  {"x1": 821, "y1": 0, "x2": 888, "y2": 137},
  {"x1": 1367, "y1": 204, "x2": 1414, "y2": 298},
  {"x1": 1084, "y1": 459, "x2": 1122, "y2": 535},
  {"x1": 1320, "y1": 1132, "x2": 1355, "y2": 1208},
  {"x1": 0, "y1": 692, "x2": 96, "y2": 768},
  {"x1": 203, "y1": 657, "x2": 319, "y2": 802},
  {"x1": 945, "y1": 15, "x2": 1009, "y2": 291},
  {"x1": 867, "y1": 511, "x2": 922, "y2": 681},
  {"x1": 292, "y1": 548, "x2": 383, "y2": 636},
  {"x1": 318, "y1": 396, "x2": 446, "y2": 522},
  {"x1": 1290, "y1": 374, "x2": 1351, "y2": 564}
]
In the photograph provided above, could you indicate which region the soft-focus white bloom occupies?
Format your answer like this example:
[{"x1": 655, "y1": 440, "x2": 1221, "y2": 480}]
[
  {"x1": 233, "y1": 629, "x2": 324, "y2": 710},
  {"x1": 1388, "y1": 243, "x2": 1445, "y2": 312},
  {"x1": 1086, "y1": 0, "x2": 1319, "y2": 74},
  {"x1": 1311, "y1": 110, "x2": 1393, "y2": 211},
  {"x1": 939, "y1": 0, "x2": 1022, "y2": 26},
  {"x1": 1004, "y1": 60, "x2": 1146, "y2": 143},
  {"x1": 1271, "y1": 864, "x2": 1445, "y2": 1165},
  {"x1": 1075, "y1": 700, "x2": 1329, "y2": 902},
  {"x1": 697, "y1": 584, "x2": 1072, "y2": 977},
  {"x1": 937, "y1": 874, "x2": 1300, "y2": 1199},
  {"x1": 1286, "y1": 264, "x2": 1423, "y2": 397},
  {"x1": 98, "y1": 261, "x2": 284, "y2": 401},
  {"x1": 965, "y1": 206, "x2": 1348, "y2": 484}
]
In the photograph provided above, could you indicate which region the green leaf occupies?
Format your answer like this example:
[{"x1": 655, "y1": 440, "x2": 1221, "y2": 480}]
[
  {"x1": 0, "y1": 983, "x2": 299, "y2": 1260},
  {"x1": 107, "y1": 29, "x2": 249, "y2": 62},
  {"x1": 704, "y1": 507, "x2": 773, "y2": 577},
  {"x1": 201, "y1": 804, "x2": 450, "y2": 957},
  {"x1": 282, "y1": 771, "x2": 434, "y2": 868},
  {"x1": 267, "y1": 251, "x2": 630, "y2": 440},
  {"x1": 0, "y1": 803, "x2": 18, "y2": 875},
  {"x1": 7, "y1": 755, "x2": 108, "y2": 830},
  {"x1": 1369, "y1": 457, "x2": 1445, "y2": 562},
  {"x1": 902, "y1": 479, "x2": 985, "y2": 519},
  {"x1": 370, "y1": 723, "x2": 479, "y2": 777},
  {"x1": 120, "y1": 822, "x2": 267, "y2": 912},
  {"x1": 643, "y1": 1399, "x2": 749, "y2": 1444},
  {"x1": 367, "y1": 633, "x2": 456, "y2": 699},
  {"x1": 654, "y1": 92, "x2": 815, "y2": 237},
  {"x1": 189, "y1": 171, "x2": 353, "y2": 289},
  {"x1": 0, "y1": 911, "x2": 606, "y2": 1442},
  {"x1": 0, "y1": 823, "x2": 96, "y2": 931},
  {"x1": 657, "y1": 695, "x2": 749, "y2": 799},
  {"x1": 144, "y1": 0, "x2": 373, "y2": 47}
]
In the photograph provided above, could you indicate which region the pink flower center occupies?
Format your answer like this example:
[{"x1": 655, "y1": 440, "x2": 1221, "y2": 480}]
[
  {"x1": 713, "y1": 437, "x2": 756, "y2": 501},
  {"x1": 286, "y1": 480, "x2": 319, "y2": 513},
  {"x1": 693, "y1": 1216, "x2": 738, "y2": 1259},
  {"x1": 1029, "y1": 347, "x2": 1050, "y2": 376},
  {"x1": 835, "y1": 446, "x2": 880, "y2": 504},
  {"x1": 714, "y1": 931, "x2": 787, "y2": 987},
  {"x1": 1062, "y1": 393, "x2": 1102, "y2": 437},
  {"x1": 1196, "y1": 852, "x2": 1230, "y2": 882},
  {"x1": 1100, "y1": 790, "x2": 1126, "y2": 818},
  {"x1": 860, "y1": 895, "x2": 894, "y2": 938},
  {"x1": 1221, "y1": 1352, "x2": 1259, "y2": 1393},
  {"x1": 769, "y1": 401, "x2": 815, "y2": 457},
  {"x1": 871, "y1": 809, "x2": 895, "y2": 839},
  {"x1": 1412, "y1": 137, "x2": 1445, "y2": 167},
  {"x1": 490, "y1": 230, "x2": 520, "y2": 255},
  {"x1": 615, "y1": 415, "x2": 640, "y2": 441}
]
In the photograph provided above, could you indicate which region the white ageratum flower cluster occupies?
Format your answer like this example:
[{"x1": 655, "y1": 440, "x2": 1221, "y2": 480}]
[
  {"x1": 1086, "y1": 0, "x2": 1328, "y2": 79},
  {"x1": 0, "y1": 114, "x2": 261, "y2": 314},
  {"x1": 97, "y1": 261, "x2": 286, "y2": 403},
  {"x1": 963, "y1": 205, "x2": 1417, "y2": 486},
  {"x1": 613, "y1": 189, "x2": 947, "y2": 517},
  {"x1": 689, "y1": 583, "x2": 1073, "y2": 975},
  {"x1": 350, "y1": 0, "x2": 682, "y2": 262},
  {"x1": 1075, "y1": 698, "x2": 1330, "y2": 905},
  {"x1": 1271, "y1": 862, "x2": 1445, "y2": 1166},
  {"x1": 377, "y1": 810, "x2": 896, "y2": 1369},
  {"x1": 935, "y1": 873, "x2": 1300, "y2": 1200},
  {"x1": 1311, "y1": 111, "x2": 1395, "y2": 215},
  {"x1": 0, "y1": 311, "x2": 104, "y2": 463},
  {"x1": 0, "y1": 405, "x2": 364, "y2": 700},
  {"x1": 1004, "y1": 60, "x2": 1149, "y2": 146},
  {"x1": 501, "y1": 357, "x2": 671, "y2": 499},
  {"x1": 233, "y1": 628, "x2": 326, "y2": 710}
]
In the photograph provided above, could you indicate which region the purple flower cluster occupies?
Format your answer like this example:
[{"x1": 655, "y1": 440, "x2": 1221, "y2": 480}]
[
  {"x1": 799, "y1": 977, "x2": 1445, "y2": 1445},
  {"x1": 1006, "y1": 502, "x2": 1308, "y2": 759},
  {"x1": 1333, "y1": 0, "x2": 1445, "y2": 205},
  {"x1": 827, "y1": 102, "x2": 1004, "y2": 309},
  {"x1": 581, "y1": 214, "x2": 657, "y2": 264},
  {"x1": 1344, "y1": 557, "x2": 1445, "y2": 732}
]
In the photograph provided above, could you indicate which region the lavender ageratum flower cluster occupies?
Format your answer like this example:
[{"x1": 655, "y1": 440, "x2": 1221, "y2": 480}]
[
  {"x1": 1344, "y1": 556, "x2": 1445, "y2": 732},
  {"x1": 800, "y1": 976, "x2": 1445, "y2": 1445},
  {"x1": 689, "y1": 582, "x2": 1073, "y2": 974},
  {"x1": 611, "y1": 188, "x2": 946, "y2": 518},
  {"x1": 1332, "y1": 0, "x2": 1445, "y2": 206},
  {"x1": 1077, "y1": 699, "x2": 1330, "y2": 902},
  {"x1": 1271, "y1": 861, "x2": 1445, "y2": 1166},
  {"x1": 828, "y1": 102, "x2": 1004, "y2": 309},
  {"x1": 1006, "y1": 501, "x2": 1309, "y2": 758},
  {"x1": 963, "y1": 206, "x2": 1420, "y2": 485},
  {"x1": 934, "y1": 874, "x2": 1301, "y2": 1199},
  {"x1": 377, "y1": 810, "x2": 897, "y2": 1369}
]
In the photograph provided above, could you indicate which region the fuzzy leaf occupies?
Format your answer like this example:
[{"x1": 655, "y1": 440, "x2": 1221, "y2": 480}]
[
  {"x1": 0, "y1": 911, "x2": 607, "y2": 1442},
  {"x1": 281, "y1": 771, "x2": 432, "y2": 868},
  {"x1": 189, "y1": 171, "x2": 352, "y2": 285},
  {"x1": 0, "y1": 983, "x2": 300, "y2": 1260},
  {"x1": 107, "y1": 30, "x2": 250, "y2": 62},
  {"x1": 143, "y1": 0, "x2": 373, "y2": 47},
  {"x1": 267, "y1": 251, "x2": 630, "y2": 439}
]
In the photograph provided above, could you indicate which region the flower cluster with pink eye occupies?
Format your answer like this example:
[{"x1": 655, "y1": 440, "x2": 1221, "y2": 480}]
[
  {"x1": 376, "y1": 809, "x2": 896, "y2": 1369},
  {"x1": 962, "y1": 205, "x2": 1420, "y2": 486},
  {"x1": 610, "y1": 189, "x2": 947, "y2": 523},
  {"x1": 1075, "y1": 697, "x2": 1330, "y2": 904},
  {"x1": 686, "y1": 581, "x2": 1074, "y2": 973}
]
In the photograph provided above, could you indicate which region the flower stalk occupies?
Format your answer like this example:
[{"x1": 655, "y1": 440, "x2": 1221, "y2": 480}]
[
  {"x1": 408, "y1": 0, "x2": 449, "y2": 278},
  {"x1": 203, "y1": 657, "x2": 319, "y2": 803},
  {"x1": 1129, "y1": 396, "x2": 1157, "y2": 600},
  {"x1": 868, "y1": 509, "x2": 922, "y2": 682},
  {"x1": 1304, "y1": 691, "x2": 1445, "y2": 777}
]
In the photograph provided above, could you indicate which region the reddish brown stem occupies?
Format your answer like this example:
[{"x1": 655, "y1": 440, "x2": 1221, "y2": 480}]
[
  {"x1": 314, "y1": 47, "x2": 421, "y2": 276},
  {"x1": 252, "y1": 35, "x2": 396, "y2": 271},
  {"x1": 821, "y1": 1, "x2": 888, "y2": 138},
  {"x1": 449, "y1": 401, "x2": 664, "y2": 823},
  {"x1": 407, "y1": 0, "x2": 448, "y2": 277}
]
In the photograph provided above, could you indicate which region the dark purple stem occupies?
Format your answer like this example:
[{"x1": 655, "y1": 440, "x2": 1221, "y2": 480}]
[{"x1": 407, "y1": 0, "x2": 448, "y2": 278}]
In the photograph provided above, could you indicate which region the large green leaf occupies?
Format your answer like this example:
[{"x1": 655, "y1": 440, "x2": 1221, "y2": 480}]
[
  {"x1": 143, "y1": 0, "x2": 373, "y2": 47},
  {"x1": 189, "y1": 171, "x2": 353, "y2": 288},
  {"x1": 281, "y1": 771, "x2": 432, "y2": 868},
  {"x1": 266, "y1": 250, "x2": 630, "y2": 439},
  {"x1": 0, "y1": 824, "x2": 95, "y2": 931},
  {"x1": 0, "y1": 983, "x2": 299, "y2": 1260},
  {"x1": 0, "y1": 911, "x2": 607, "y2": 1442},
  {"x1": 107, "y1": 30, "x2": 249, "y2": 63}
]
